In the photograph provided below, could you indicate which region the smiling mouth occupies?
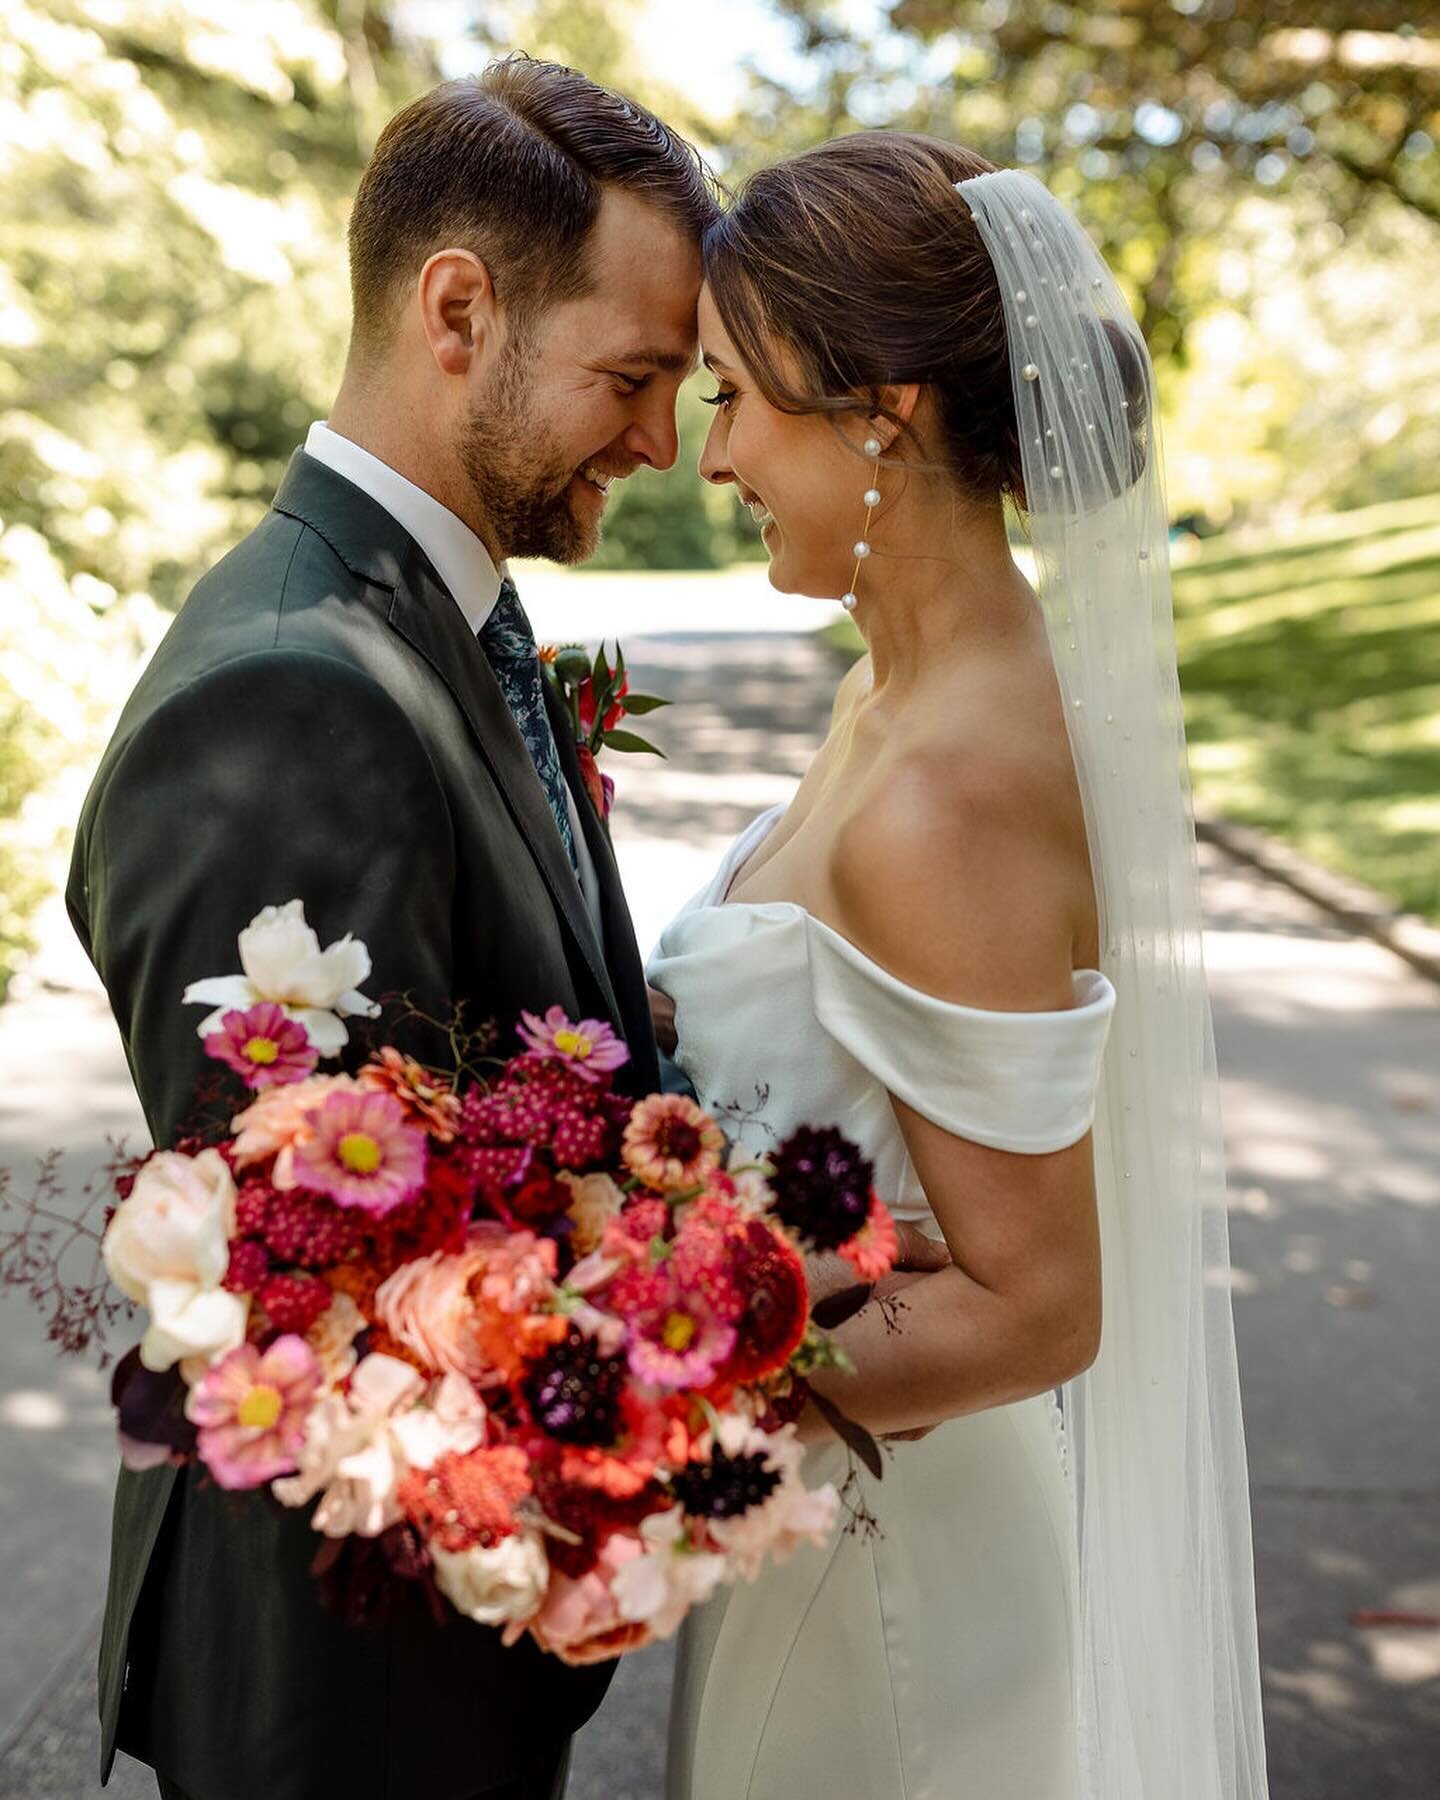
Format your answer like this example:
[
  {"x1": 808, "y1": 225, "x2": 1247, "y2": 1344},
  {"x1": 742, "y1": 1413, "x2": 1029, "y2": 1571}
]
[
  {"x1": 579, "y1": 464, "x2": 620, "y2": 495},
  {"x1": 742, "y1": 494, "x2": 774, "y2": 531}
]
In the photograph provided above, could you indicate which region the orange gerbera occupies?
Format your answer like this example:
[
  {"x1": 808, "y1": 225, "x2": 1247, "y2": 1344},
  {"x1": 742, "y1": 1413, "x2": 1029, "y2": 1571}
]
[{"x1": 359, "y1": 1047, "x2": 462, "y2": 1142}]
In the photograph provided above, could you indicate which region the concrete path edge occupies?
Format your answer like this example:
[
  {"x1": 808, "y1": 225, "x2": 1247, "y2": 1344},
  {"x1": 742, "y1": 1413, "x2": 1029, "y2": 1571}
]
[{"x1": 1195, "y1": 811, "x2": 1440, "y2": 987}]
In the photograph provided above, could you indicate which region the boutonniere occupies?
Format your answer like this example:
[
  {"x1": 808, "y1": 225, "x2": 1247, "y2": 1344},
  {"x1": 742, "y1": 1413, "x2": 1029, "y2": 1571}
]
[{"x1": 540, "y1": 641, "x2": 669, "y2": 822}]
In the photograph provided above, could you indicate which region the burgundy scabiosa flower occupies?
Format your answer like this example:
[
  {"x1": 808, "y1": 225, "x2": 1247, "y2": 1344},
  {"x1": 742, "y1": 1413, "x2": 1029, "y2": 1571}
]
[
  {"x1": 767, "y1": 1126, "x2": 874, "y2": 1252},
  {"x1": 523, "y1": 1328, "x2": 630, "y2": 1446},
  {"x1": 671, "y1": 1444, "x2": 783, "y2": 1520}
]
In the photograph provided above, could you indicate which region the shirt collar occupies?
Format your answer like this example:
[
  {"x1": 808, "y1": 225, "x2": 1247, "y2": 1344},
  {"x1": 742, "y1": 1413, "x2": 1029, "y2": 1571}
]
[{"x1": 303, "y1": 421, "x2": 506, "y2": 633}]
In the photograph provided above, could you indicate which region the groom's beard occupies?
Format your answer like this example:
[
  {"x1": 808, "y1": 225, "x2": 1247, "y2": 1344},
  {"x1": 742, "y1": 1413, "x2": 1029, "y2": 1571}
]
[{"x1": 458, "y1": 346, "x2": 600, "y2": 566}]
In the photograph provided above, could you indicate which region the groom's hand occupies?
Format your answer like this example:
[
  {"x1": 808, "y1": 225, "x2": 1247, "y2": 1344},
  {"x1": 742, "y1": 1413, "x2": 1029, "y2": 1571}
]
[{"x1": 805, "y1": 1221, "x2": 950, "y2": 1315}]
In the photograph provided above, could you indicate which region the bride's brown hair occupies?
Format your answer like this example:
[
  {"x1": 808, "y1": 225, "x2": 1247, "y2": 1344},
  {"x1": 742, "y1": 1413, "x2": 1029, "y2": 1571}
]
[
  {"x1": 704, "y1": 131, "x2": 1143, "y2": 507},
  {"x1": 704, "y1": 133, "x2": 1020, "y2": 498}
]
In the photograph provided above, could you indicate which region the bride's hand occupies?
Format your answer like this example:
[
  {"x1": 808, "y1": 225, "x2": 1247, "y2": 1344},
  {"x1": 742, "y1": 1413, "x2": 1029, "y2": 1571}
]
[{"x1": 647, "y1": 984, "x2": 677, "y2": 1054}]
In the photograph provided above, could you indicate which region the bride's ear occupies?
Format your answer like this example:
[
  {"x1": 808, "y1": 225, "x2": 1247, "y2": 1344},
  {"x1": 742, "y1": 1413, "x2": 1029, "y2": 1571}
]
[{"x1": 859, "y1": 383, "x2": 922, "y2": 454}]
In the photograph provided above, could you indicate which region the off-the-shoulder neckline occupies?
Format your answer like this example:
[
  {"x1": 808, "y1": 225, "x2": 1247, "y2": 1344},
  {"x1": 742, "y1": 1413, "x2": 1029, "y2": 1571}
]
[
  {"x1": 673, "y1": 891, "x2": 1113, "y2": 1022},
  {"x1": 688, "y1": 804, "x2": 1111, "y2": 1020}
]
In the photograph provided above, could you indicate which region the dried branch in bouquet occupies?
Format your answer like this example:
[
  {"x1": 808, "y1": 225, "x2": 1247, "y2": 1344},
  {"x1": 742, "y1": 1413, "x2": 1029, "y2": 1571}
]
[
  {"x1": 371, "y1": 992, "x2": 499, "y2": 1085},
  {"x1": 0, "y1": 1141, "x2": 138, "y2": 1361},
  {"x1": 710, "y1": 1082, "x2": 776, "y2": 1144}
]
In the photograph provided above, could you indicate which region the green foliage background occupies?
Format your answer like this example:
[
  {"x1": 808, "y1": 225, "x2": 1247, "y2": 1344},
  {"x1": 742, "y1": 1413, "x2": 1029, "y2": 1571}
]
[{"x1": 2, "y1": 0, "x2": 1438, "y2": 990}]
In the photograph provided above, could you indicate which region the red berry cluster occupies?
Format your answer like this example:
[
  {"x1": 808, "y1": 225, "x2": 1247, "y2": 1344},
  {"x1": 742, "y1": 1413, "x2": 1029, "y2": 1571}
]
[{"x1": 257, "y1": 1272, "x2": 331, "y2": 1336}]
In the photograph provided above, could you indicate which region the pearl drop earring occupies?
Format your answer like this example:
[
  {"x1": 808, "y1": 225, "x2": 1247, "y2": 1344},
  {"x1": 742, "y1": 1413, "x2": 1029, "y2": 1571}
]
[{"x1": 842, "y1": 436, "x2": 883, "y2": 612}]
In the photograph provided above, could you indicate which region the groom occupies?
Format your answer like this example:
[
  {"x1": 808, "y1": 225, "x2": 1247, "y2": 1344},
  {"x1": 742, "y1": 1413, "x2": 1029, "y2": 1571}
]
[{"x1": 67, "y1": 57, "x2": 717, "y2": 1800}]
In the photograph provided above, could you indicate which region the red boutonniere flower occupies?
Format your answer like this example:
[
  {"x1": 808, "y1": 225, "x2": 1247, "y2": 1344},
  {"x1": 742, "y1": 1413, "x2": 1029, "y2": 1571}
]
[{"x1": 540, "y1": 642, "x2": 669, "y2": 822}]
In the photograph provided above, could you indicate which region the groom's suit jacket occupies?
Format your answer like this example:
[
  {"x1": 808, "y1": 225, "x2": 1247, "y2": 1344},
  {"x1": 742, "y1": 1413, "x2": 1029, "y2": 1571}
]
[{"x1": 66, "y1": 451, "x2": 661, "y2": 1799}]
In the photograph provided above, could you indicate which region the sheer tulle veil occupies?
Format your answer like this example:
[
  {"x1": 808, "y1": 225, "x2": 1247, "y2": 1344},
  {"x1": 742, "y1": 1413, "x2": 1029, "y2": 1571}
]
[{"x1": 956, "y1": 169, "x2": 1269, "y2": 1799}]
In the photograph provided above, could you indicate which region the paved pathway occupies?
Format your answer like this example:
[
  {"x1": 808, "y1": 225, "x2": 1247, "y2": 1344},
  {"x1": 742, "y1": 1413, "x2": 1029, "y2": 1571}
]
[{"x1": 1, "y1": 620, "x2": 1435, "y2": 1797}]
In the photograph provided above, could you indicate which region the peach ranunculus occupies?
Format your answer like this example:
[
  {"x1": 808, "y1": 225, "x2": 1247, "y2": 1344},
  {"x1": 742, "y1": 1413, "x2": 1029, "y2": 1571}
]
[
  {"x1": 375, "y1": 1223, "x2": 566, "y2": 1389},
  {"x1": 230, "y1": 1073, "x2": 359, "y2": 1188},
  {"x1": 102, "y1": 1148, "x2": 250, "y2": 1371},
  {"x1": 558, "y1": 1171, "x2": 625, "y2": 1256},
  {"x1": 273, "y1": 1359, "x2": 489, "y2": 1543},
  {"x1": 524, "y1": 1531, "x2": 653, "y2": 1665}
]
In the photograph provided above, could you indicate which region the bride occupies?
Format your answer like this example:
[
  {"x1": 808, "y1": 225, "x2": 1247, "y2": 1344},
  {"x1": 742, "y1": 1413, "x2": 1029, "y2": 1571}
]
[{"x1": 646, "y1": 134, "x2": 1269, "y2": 1799}]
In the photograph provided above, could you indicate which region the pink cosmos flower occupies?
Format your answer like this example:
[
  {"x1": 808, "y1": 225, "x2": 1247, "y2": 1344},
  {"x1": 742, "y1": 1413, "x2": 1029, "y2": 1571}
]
[
  {"x1": 626, "y1": 1270, "x2": 736, "y2": 1393},
  {"x1": 516, "y1": 1006, "x2": 629, "y2": 1083},
  {"x1": 231, "y1": 1073, "x2": 359, "y2": 1188},
  {"x1": 291, "y1": 1088, "x2": 427, "y2": 1217},
  {"x1": 525, "y1": 1531, "x2": 654, "y2": 1664},
  {"x1": 185, "y1": 1335, "x2": 322, "y2": 1489},
  {"x1": 204, "y1": 1002, "x2": 318, "y2": 1091}
]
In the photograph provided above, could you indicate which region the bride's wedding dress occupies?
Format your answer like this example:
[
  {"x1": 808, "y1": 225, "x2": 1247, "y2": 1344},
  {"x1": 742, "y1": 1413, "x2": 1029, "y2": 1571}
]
[{"x1": 648, "y1": 803, "x2": 1116, "y2": 1800}]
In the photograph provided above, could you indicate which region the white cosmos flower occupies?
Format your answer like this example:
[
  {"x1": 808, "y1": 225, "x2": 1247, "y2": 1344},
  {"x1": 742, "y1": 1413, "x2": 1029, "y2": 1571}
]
[{"x1": 183, "y1": 900, "x2": 379, "y2": 1057}]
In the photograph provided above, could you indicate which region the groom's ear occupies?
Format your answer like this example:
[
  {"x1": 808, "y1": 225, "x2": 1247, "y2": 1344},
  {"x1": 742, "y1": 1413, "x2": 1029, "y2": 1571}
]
[{"x1": 416, "y1": 247, "x2": 504, "y2": 378}]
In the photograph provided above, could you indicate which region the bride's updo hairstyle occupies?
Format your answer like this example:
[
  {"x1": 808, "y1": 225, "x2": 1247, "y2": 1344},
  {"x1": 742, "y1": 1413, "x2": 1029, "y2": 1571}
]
[{"x1": 703, "y1": 131, "x2": 1147, "y2": 509}]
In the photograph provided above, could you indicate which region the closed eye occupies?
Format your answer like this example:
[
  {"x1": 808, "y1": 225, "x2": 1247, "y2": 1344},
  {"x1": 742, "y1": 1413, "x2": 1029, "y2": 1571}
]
[{"x1": 700, "y1": 386, "x2": 736, "y2": 409}]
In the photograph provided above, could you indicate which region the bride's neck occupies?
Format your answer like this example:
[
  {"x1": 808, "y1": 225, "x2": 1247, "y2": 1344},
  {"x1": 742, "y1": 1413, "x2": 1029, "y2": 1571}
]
[{"x1": 851, "y1": 484, "x2": 1035, "y2": 694}]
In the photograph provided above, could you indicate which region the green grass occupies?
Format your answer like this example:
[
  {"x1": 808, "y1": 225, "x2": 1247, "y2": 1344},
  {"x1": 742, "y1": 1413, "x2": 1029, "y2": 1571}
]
[{"x1": 823, "y1": 493, "x2": 1440, "y2": 923}]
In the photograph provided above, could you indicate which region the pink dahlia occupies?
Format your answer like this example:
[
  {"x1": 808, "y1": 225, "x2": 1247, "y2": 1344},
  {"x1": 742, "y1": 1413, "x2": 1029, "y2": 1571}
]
[
  {"x1": 204, "y1": 1002, "x2": 318, "y2": 1090},
  {"x1": 185, "y1": 1335, "x2": 322, "y2": 1489},
  {"x1": 292, "y1": 1088, "x2": 427, "y2": 1217},
  {"x1": 517, "y1": 1006, "x2": 629, "y2": 1083},
  {"x1": 621, "y1": 1095, "x2": 724, "y2": 1194}
]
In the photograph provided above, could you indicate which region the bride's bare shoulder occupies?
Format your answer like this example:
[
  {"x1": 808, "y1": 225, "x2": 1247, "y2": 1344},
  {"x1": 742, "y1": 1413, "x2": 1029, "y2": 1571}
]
[{"x1": 829, "y1": 673, "x2": 1092, "y2": 1010}]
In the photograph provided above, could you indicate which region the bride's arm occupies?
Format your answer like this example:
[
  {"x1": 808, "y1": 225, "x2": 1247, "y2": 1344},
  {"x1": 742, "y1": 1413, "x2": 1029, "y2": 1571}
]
[{"x1": 802, "y1": 753, "x2": 1103, "y2": 1440}]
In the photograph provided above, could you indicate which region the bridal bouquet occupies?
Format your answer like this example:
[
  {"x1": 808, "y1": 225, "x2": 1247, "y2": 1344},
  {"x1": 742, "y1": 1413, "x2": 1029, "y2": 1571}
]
[{"x1": 32, "y1": 902, "x2": 896, "y2": 1661}]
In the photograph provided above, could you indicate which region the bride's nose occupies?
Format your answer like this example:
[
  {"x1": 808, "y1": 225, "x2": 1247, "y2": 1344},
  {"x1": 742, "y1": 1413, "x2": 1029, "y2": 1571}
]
[{"x1": 698, "y1": 414, "x2": 733, "y2": 486}]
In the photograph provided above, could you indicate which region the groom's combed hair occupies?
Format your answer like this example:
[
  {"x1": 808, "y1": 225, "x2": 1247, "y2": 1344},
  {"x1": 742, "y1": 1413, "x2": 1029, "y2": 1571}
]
[{"x1": 348, "y1": 56, "x2": 719, "y2": 354}]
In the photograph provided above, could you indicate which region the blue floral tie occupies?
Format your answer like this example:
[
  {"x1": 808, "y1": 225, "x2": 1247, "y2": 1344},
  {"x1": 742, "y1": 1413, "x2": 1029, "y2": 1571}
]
[{"x1": 478, "y1": 577, "x2": 578, "y2": 867}]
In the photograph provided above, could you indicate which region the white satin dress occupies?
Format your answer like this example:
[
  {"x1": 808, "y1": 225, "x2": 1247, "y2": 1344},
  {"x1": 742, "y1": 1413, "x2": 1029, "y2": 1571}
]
[{"x1": 646, "y1": 805, "x2": 1117, "y2": 1800}]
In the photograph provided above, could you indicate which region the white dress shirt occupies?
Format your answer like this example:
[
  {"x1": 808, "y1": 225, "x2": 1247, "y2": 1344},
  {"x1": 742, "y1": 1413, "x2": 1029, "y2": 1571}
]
[{"x1": 303, "y1": 422, "x2": 604, "y2": 934}]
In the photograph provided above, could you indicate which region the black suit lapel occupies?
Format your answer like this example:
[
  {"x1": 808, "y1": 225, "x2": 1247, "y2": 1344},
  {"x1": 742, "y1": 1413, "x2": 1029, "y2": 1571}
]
[
  {"x1": 270, "y1": 450, "x2": 650, "y2": 1080},
  {"x1": 385, "y1": 562, "x2": 623, "y2": 1028}
]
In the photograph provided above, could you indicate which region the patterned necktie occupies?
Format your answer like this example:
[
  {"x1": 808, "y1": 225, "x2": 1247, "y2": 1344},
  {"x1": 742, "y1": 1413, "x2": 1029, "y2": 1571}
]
[{"x1": 478, "y1": 576, "x2": 578, "y2": 868}]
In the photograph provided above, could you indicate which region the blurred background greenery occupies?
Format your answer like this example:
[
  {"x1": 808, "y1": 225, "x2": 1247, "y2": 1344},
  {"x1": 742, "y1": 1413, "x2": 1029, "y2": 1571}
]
[{"x1": 2, "y1": 0, "x2": 1438, "y2": 995}]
